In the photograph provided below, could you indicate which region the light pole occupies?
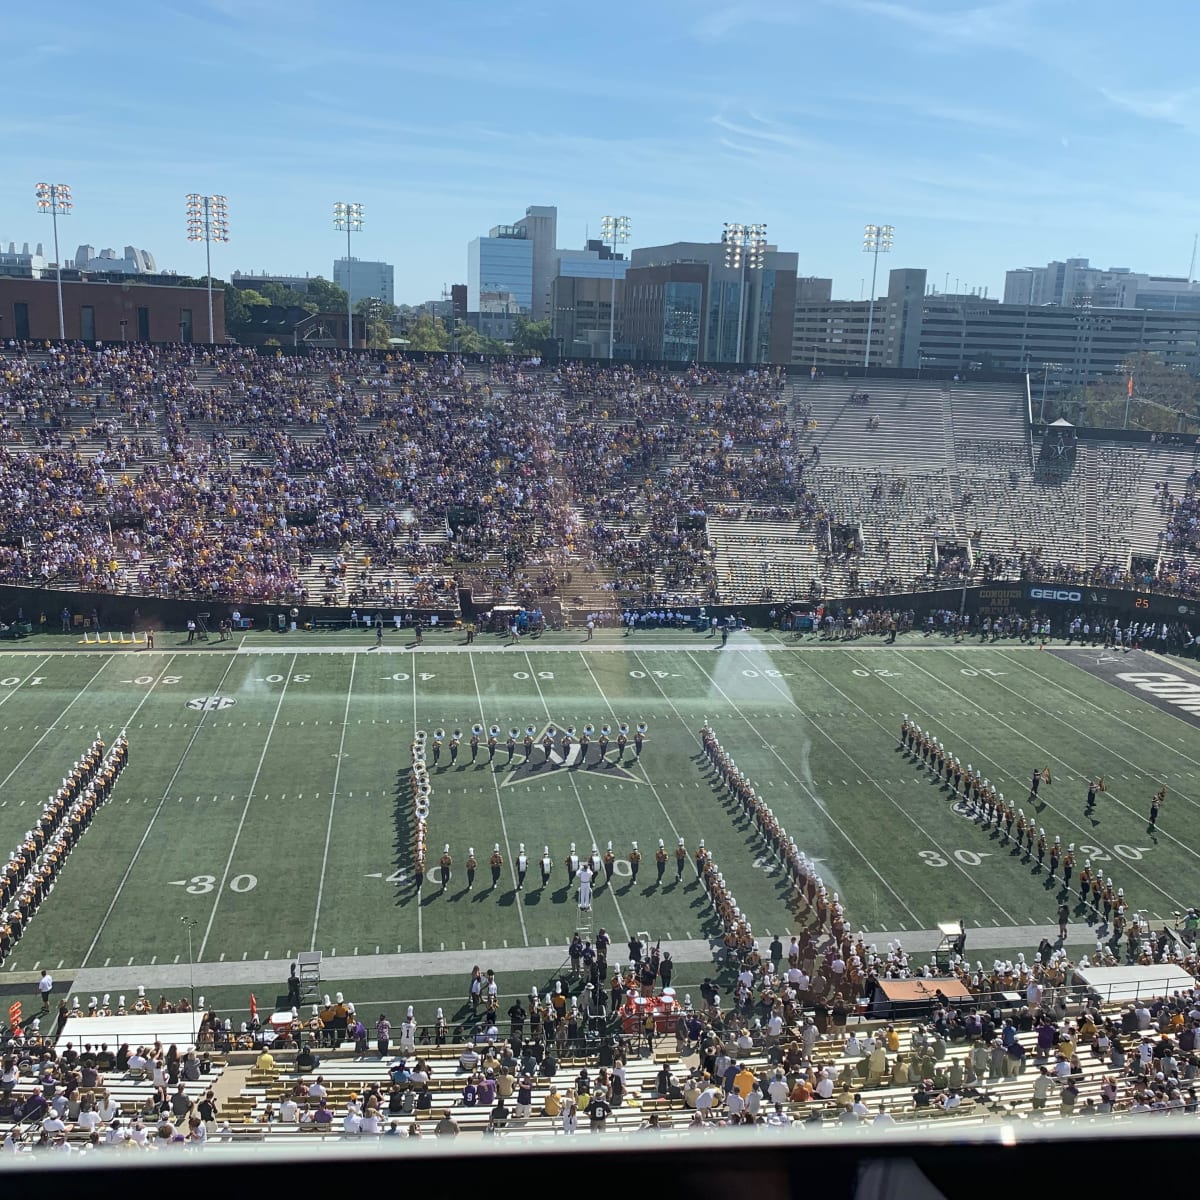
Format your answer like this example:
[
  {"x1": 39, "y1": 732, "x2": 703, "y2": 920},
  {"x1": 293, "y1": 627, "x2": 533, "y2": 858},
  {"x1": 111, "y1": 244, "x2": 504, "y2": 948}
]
[
  {"x1": 599, "y1": 214, "x2": 630, "y2": 360},
  {"x1": 120, "y1": 319, "x2": 128, "y2": 343},
  {"x1": 186, "y1": 194, "x2": 229, "y2": 343},
  {"x1": 1039, "y1": 361, "x2": 1063, "y2": 423},
  {"x1": 721, "y1": 222, "x2": 767, "y2": 364},
  {"x1": 35, "y1": 183, "x2": 72, "y2": 340},
  {"x1": 333, "y1": 202, "x2": 364, "y2": 351},
  {"x1": 180, "y1": 916, "x2": 198, "y2": 1042},
  {"x1": 862, "y1": 223, "x2": 894, "y2": 369}
]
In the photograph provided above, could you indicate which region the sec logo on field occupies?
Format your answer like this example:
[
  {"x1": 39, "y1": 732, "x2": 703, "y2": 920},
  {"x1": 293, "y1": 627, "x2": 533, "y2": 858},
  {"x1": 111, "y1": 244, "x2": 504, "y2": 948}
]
[{"x1": 186, "y1": 696, "x2": 237, "y2": 711}]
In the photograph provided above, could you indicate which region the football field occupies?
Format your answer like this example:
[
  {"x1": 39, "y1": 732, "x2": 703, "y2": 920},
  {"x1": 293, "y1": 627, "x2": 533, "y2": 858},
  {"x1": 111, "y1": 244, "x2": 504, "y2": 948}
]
[{"x1": 1, "y1": 628, "x2": 1198, "y2": 1019}]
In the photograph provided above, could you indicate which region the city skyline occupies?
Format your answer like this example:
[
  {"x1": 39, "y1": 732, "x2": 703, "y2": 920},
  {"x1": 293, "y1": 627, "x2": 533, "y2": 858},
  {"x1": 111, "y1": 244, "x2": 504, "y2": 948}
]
[{"x1": 4, "y1": 0, "x2": 1199, "y2": 306}]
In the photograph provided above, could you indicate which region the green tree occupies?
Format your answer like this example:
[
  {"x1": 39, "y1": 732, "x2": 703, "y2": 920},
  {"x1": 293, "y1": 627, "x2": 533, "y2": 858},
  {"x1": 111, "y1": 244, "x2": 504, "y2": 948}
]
[
  {"x1": 406, "y1": 315, "x2": 449, "y2": 352},
  {"x1": 511, "y1": 317, "x2": 552, "y2": 355},
  {"x1": 306, "y1": 275, "x2": 349, "y2": 312}
]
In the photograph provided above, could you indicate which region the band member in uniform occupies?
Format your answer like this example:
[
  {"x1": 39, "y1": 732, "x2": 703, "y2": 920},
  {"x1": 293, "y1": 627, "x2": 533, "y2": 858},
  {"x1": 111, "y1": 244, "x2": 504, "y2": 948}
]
[
  {"x1": 449, "y1": 729, "x2": 461, "y2": 766},
  {"x1": 487, "y1": 726, "x2": 499, "y2": 763},
  {"x1": 542, "y1": 727, "x2": 555, "y2": 763},
  {"x1": 616, "y1": 724, "x2": 629, "y2": 761},
  {"x1": 1048, "y1": 836, "x2": 1061, "y2": 880},
  {"x1": 602, "y1": 841, "x2": 615, "y2": 884},
  {"x1": 899, "y1": 714, "x2": 909, "y2": 750},
  {"x1": 1029, "y1": 767, "x2": 1041, "y2": 804},
  {"x1": 439, "y1": 844, "x2": 452, "y2": 892},
  {"x1": 629, "y1": 841, "x2": 641, "y2": 883},
  {"x1": 516, "y1": 843, "x2": 528, "y2": 889},
  {"x1": 577, "y1": 862, "x2": 593, "y2": 911},
  {"x1": 540, "y1": 846, "x2": 552, "y2": 888},
  {"x1": 580, "y1": 724, "x2": 593, "y2": 765},
  {"x1": 1078, "y1": 858, "x2": 1092, "y2": 904},
  {"x1": 1061, "y1": 844, "x2": 1075, "y2": 889},
  {"x1": 1086, "y1": 778, "x2": 1099, "y2": 811},
  {"x1": 465, "y1": 847, "x2": 478, "y2": 891},
  {"x1": 490, "y1": 844, "x2": 504, "y2": 889},
  {"x1": 470, "y1": 725, "x2": 482, "y2": 762},
  {"x1": 561, "y1": 727, "x2": 574, "y2": 763},
  {"x1": 432, "y1": 729, "x2": 444, "y2": 766},
  {"x1": 522, "y1": 726, "x2": 535, "y2": 762},
  {"x1": 565, "y1": 843, "x2": 579, "y2": 883},
  {"x1": 598, "y1": 725, "x2": 611, "y2": 763},
  {"x1": 634, "y1": 723, "x2": 647, "y2": 757},
  {"x1": 655, "y1": 839, "x2": 667, "y2": 884},
  {"x1": 1150, "y1": 786, "x2": 1165, "y2": 829},
  {"x1": 675, "y1": 837, "x2": 687, "y2": 882}
]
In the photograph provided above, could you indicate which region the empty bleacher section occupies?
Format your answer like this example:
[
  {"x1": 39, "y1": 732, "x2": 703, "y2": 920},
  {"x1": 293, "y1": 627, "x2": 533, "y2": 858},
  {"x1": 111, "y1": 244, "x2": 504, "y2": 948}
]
[{"x1": 6, "y1": 343, "x2": 1200, "y2": 613}]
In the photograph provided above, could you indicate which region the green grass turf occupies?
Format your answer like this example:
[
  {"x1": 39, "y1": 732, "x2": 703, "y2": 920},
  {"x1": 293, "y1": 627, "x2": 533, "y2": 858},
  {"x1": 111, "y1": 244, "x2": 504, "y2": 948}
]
[{"x1": 0, "y1": 630, "x2": 1197, "y2": 1025}]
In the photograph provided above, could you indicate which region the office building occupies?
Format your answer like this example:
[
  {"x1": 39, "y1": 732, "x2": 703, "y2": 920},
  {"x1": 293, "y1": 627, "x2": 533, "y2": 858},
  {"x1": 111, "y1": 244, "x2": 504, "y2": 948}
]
[
  {"x1": 793, "y1": 266, "x2": 1200, "y2": 382},
  {"x1": 333, "y1": 257, "x2": 394, "y2": 307},
  {"x1": 0, "y1": 241, "x2": 48, "y2": 279},
  {"x1": 73, "y1": 245, "x2": 157, "y2": 274},
  {"x1": 624, "y1": 241, "x2": 798, "y2": 364},
  {"x1": 1005, "y1": 257, "x2": 1200, "y2": 312},
  {"x1": 550, "y1": 239, "x2": 629, "y2": 357},
  {"x1": 466, "y1": 203, "x2": 559, "y2": 326}
]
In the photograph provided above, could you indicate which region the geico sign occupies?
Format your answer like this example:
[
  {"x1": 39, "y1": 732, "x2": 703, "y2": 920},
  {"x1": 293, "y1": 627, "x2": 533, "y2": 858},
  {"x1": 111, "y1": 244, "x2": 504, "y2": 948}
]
[{"x1": 1028, "y1": 588, "x2": 1081, "y2": 602}]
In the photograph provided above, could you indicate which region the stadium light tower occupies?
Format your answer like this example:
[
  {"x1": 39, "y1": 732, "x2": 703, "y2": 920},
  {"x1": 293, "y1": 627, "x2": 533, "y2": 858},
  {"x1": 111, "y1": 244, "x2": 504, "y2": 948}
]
[
  {"x1": 186, "y1": 194, "x2": 229, "y2": 343},
  {"x1": 862, "y1": 223, "x2": 894, "y2": 369},
  {"x1": 333, "y1": 202, "x2": 364, "y2": 350},
  {"x1": 722, "y1": 222, "x2": 767, "y2": 364},
  {"x1": 35, "y1": 183, "x2": 72, "y2": 340},
  {"x1": 600, "y1": 214, "x2": 630, "y2": 360},
  {"x1": 180, "y1": 915, "x2": 198, "y2": 1041}
]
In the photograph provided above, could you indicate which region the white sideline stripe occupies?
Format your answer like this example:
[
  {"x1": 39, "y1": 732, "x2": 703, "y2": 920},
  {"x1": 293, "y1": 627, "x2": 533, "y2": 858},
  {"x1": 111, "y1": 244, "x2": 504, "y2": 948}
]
[
  {"x1": 310, "y1": 654, "x2": 356, "y2": 949},
  {"x1": 198, "y1": 654, "x2": 298, "y2": 961}
]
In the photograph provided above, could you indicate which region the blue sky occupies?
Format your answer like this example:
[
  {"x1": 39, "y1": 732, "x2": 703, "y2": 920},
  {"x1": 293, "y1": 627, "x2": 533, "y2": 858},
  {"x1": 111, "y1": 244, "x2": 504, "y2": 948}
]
[{"x1": 4, "y1": 0, "x2": 1199, "y2": 304}]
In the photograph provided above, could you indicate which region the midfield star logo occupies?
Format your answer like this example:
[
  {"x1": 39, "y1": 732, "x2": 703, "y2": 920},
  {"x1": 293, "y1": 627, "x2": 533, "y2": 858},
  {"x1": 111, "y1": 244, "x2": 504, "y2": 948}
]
[{"x1": 488, "y1": 721, "x2": 644, "y2": 788}]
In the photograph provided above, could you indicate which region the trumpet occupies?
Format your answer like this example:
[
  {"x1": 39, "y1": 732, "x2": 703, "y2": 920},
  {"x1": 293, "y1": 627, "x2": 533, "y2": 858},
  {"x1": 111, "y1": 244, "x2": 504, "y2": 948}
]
[
  {"x1": 583, "y1": 723, "x2": 595, "y2": 737},
  {"x1": 636, "y1": 722, "x2": 648, "y2": 735},
  {"x1": 472, "y1": 724, "x2": 484, "y2": 737},
  {"x1": 489, "y1": 724, "x2": 501, "y2": 738}
]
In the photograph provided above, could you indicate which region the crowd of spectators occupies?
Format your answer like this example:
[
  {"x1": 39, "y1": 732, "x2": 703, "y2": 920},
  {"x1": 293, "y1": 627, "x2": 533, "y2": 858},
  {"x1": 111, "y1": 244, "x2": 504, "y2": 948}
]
[{"x1": 7, "y1": 342, "x2": 1200, "y2": 613}]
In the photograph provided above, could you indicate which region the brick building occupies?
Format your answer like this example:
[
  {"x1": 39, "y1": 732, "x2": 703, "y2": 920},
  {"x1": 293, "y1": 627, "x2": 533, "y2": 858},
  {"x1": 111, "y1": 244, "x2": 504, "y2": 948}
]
[{"x1": 0, "y1": 277, "x2": 226, "y2": 343}]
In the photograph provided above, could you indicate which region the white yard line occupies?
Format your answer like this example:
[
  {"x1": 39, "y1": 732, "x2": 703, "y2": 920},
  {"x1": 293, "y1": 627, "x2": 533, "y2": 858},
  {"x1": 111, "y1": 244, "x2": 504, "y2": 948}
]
[
  {"x1": 197, "y1": 654, "x2": 298, "y2": 961},
  {"x1": 522, "y1": 650, "x2": 632, "y2": 943},
  {"x1": 0, "y1": 656, "x2": 115, "y2": 794},
  {"x1": 882, "y1": 649, "x2": 1191, "y2": 912},
  {"x1": 681, "y1": 650, "x2": 926, "y2": 926},
  {"x1": 576, "y1": 652, "x2": 693, "y2": 866},
  {"x1": 467, "y1": 652, "x2": 529, "y2": 947},
  {"x1": 0, "y1": 656, "x2": 52, "y2": 713},
  {"x1": 80, "y1": 653, "x2": 234, "y2": 968},
  {"x1": 310, "y1": 653, "x2": 356, "y2": 950},
  {"x1": 414, "y1": 668, "x2": 422, "y2": 955}
]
